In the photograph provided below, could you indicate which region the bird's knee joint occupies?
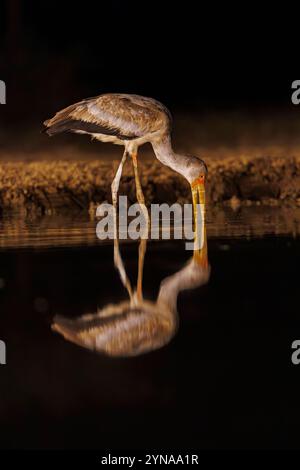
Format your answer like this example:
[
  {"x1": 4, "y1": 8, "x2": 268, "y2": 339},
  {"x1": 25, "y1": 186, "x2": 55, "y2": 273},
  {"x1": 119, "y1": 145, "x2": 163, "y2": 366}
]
[{"x1": 131, "y1": 152, "x2": 138, "y2": 165}]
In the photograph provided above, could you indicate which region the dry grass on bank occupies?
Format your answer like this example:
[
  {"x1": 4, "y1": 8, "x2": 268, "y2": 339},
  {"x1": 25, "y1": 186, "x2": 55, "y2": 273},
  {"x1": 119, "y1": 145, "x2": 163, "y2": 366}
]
[{"x1": 0, "y1": 155, "x2": 300, "y2": 214}]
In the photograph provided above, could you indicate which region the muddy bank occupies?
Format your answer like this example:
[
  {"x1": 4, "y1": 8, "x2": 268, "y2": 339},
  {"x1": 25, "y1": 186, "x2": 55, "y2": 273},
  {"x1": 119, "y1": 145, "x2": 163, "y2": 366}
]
[{"x1": 0, "y1": 156, "x2": 300, "y2": 213}]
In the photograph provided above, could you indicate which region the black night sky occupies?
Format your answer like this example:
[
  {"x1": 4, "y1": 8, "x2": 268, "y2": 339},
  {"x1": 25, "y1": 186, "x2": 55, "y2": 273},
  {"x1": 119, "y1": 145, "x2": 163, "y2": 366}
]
[{"x1": 0, "y1": 1, "x2": 297, "y2": 127}]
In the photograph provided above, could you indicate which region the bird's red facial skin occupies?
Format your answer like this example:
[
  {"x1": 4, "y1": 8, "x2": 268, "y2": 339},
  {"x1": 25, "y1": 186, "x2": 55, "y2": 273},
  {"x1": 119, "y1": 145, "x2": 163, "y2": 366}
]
[{"x1": 191, "y1": 175, "x2": 205, "y2": 189}]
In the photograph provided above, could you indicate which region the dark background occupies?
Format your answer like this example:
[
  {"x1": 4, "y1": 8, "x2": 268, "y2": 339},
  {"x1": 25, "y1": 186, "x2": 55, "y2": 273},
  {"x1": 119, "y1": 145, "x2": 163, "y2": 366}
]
[
  {"x1": 0, "y1": 0, "x2": 296, "y2": 128},
  {"x1": 0, "y1": 238, "x2": 298, "y2": 450}
]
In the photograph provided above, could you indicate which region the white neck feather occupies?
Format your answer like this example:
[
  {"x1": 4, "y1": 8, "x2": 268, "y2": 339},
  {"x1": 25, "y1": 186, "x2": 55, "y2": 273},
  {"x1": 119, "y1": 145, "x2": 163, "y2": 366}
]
[
  {"x1": 158, "y1": 259, "x2": 209, "y2": 312},
  {"x1": 152, "y1": 135, "x2": 193, "y2": 183}
]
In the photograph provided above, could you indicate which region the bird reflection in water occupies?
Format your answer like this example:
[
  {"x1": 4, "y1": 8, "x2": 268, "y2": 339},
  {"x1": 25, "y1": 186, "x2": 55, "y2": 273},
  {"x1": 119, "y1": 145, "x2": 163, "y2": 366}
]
[{"x1": 52, "y1": 225, "x2": 210, "y2": 357}]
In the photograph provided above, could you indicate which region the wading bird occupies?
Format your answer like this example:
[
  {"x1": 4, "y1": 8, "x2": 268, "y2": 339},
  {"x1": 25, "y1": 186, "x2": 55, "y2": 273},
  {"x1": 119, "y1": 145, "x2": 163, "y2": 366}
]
[{"x1": 43, "y1": 94, "x2": 207, "y2": 217}]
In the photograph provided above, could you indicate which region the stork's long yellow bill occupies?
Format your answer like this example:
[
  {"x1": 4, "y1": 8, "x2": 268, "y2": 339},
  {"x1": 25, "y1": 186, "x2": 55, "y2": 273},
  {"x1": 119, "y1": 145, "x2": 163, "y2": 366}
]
[
  {"x1": 191, "y1": 176, "x2": 206, "y2": 252},
  {"x1": 191, "y1": 177, "x2": 206, "y2": 214}
]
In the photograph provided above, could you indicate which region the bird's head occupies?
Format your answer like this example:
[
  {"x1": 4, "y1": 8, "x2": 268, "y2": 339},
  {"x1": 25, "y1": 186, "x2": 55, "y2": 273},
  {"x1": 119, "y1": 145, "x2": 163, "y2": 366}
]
[
  {"x1": 180, "y1": 155, "x2": 208, "y2": 207},
  {"x1": 182, "y1": 156, "x2": 207, "y2": 207},
  {"x1": 184, "y1": 155, "x2": 207, "y2": 186}
]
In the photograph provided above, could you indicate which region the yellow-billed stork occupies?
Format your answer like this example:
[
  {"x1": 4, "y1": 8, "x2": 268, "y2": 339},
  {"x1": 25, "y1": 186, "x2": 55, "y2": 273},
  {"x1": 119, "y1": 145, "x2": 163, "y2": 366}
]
[{"x1": 43, "y1": 93, "x2": 207, "y2": 216}]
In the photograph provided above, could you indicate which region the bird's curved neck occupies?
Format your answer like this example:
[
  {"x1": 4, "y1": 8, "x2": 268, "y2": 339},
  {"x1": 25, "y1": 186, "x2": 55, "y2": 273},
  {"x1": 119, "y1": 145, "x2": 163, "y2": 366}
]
[
  {"x1": 152, "y1": 135, "x2": 189, "y2": 179},
  {"x1": 158, "y1": 259, "x2": 204, "y2": 312}
]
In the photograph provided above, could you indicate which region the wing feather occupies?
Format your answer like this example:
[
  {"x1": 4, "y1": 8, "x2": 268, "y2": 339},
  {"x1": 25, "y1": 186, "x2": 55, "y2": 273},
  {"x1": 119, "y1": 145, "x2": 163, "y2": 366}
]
[{"x1": 43, "y1": 94, "x2": 171, "y2": 139}]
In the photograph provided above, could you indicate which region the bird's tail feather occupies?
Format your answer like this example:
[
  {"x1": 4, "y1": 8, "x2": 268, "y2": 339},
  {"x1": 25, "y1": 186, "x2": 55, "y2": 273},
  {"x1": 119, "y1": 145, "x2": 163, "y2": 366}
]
[
  {"x1": 42, "y1": 121, "x2": 70, "y2": 136},
  {"x1": 43, "y1": 116, "x2": 112, "y2": 136}
]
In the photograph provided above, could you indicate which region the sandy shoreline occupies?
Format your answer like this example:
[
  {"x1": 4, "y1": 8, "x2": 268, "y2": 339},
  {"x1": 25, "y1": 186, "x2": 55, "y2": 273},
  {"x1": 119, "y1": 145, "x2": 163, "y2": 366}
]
[{"x1": 0, "y1": 155, "x2": 300, "y2": 213}]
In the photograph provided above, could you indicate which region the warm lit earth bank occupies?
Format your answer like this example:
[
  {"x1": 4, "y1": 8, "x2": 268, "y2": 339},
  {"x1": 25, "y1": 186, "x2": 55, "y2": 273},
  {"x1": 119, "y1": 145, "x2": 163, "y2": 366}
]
[{"x1": 0, "y1": 155, "x2": 299, "y2": 213}]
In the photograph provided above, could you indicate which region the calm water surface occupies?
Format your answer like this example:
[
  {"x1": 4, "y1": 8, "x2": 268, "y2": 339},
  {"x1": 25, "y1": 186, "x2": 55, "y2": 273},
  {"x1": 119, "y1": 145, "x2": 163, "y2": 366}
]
[{"x1": 0, "y1": 207, "x2": 299, "y2": 449}]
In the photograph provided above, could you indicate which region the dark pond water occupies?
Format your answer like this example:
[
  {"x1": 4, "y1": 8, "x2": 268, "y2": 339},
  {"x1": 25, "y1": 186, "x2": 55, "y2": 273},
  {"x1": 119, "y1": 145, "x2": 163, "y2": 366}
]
[{"x1": 0, "y1": 208, "x2": 299, "y2": 449}]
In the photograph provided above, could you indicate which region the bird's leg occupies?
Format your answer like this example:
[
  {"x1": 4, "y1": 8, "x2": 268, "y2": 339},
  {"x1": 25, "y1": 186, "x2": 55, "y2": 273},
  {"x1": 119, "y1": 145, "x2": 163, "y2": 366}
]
[
  {"x1": 111, "y1": 148, "x2": 128, "y2": 208},
  {"x1": 113, "y1": 236, "x2": 133, "y2": 300},
  {"x1": 136, "y1": 238, "x2": 147, "y2": 301},
  {"x1": 111, "y1": 149, "x2": 127, "y2": 240},
  {"x1": 131, "y1": 151, "x2": 149, "y2": 226},
  {"x1": 131, "y1": 152, "x2": 145, "y2": 205},
  {"x1": 111, "y1": 149, "x2": 134, "y2": 297}
]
